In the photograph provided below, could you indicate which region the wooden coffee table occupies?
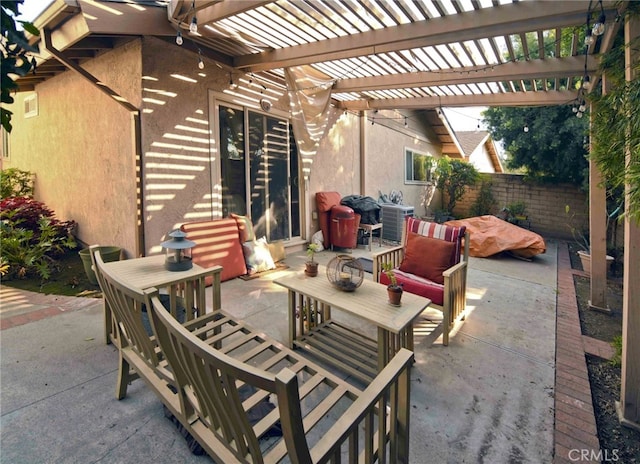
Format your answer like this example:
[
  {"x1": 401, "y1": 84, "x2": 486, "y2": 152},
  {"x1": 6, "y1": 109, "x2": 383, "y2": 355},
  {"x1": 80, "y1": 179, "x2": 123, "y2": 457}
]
[{"x1": 274, "y1": 269, "x2": 430, "y2": 383}]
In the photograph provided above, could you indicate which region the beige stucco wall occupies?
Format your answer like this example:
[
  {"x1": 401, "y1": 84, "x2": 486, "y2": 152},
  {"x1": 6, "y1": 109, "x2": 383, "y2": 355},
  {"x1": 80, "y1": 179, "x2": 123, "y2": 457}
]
[
  {"x1": 364, "y1": 112, "x2": 442, "y2": 218},
  {"x1": 6, "y1": 39, "x2": 142, "y2": 256},
  {"x1": 307, "y1": 109, "x2": 443, "y2": 234},
  {"x1": 139, "y1": 37, "x2": 293, "y2": 254},
  {"x1": 468, "y1": 143, "x2": 496, "y2": 173},
  {"x1": 6, "y1": 35, "x2": 443, "y2": 256}
]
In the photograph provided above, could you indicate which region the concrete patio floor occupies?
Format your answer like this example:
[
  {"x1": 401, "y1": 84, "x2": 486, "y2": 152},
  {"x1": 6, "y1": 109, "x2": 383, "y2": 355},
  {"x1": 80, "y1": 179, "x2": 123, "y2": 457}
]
[{"x1": 0, "y1": 239, "x2": 579, "y2": 463}]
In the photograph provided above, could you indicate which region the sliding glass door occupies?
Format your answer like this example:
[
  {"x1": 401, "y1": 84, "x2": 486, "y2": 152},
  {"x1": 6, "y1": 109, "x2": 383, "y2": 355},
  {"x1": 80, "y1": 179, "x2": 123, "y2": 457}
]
[{"x1": 218, "y1": 103, "x2": 300, "y2": 242}]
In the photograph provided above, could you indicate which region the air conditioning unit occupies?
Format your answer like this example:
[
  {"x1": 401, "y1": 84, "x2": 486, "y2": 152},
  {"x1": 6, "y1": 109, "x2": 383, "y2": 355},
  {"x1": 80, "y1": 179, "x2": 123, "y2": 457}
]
[{"x1": 380, "y1": 204, "x2": 414, "y2": 243}]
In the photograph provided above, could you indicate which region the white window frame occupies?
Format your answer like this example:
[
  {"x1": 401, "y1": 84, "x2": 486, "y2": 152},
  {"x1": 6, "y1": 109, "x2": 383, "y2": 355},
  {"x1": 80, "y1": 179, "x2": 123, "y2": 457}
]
[
  {"x1": 404, "y1": 147, "x2": 434, "y2": 185},
  {"x1": 24, "y1": 93, "x2": 38, "y2": 118}
]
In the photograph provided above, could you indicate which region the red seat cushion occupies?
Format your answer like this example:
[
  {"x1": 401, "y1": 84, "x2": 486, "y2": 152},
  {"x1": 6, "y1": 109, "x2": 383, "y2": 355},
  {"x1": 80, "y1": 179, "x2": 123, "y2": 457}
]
[{"x1": 380, "y1": 269, "x2": 444, "y2": 306}]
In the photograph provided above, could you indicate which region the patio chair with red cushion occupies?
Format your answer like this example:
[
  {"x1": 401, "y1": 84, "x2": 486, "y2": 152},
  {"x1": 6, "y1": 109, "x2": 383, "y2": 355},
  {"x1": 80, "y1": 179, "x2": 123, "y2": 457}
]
[{"x1": 372, "y1": 216, "x2": 469, "y2": 345}]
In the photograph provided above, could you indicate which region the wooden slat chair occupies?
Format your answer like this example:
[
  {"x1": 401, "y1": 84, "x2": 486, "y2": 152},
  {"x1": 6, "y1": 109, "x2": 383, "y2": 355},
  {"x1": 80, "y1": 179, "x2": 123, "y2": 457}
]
[
  {"x1": 373, "y1": 216, "x2": 469, "y2": 346},
  {"x1": 149, "y1": 293, "x2": 415, "y2": 464},
  {"x1": 91, "y1": 249, "x2": 223, "y2": 401}
]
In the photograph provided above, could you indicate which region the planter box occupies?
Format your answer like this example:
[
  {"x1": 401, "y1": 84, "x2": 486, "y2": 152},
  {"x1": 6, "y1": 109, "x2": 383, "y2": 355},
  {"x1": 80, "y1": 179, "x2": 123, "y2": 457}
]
[{"x1": 577, "y1": 250, "x2": 614, "y2": 274}]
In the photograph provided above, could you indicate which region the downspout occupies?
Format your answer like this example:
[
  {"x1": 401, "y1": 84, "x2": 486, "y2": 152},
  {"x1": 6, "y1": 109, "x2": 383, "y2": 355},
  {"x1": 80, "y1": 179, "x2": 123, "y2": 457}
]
[{"x1": 42, "y1": 29, "x2": 145, "y2": 257}]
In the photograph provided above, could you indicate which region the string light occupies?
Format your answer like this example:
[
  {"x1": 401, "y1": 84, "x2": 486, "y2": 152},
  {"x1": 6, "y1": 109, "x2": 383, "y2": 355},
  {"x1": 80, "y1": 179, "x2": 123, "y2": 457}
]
[
  {"x1": 592, "y1": 1, "x2": 606, "y2": 36},
  {"x1": 176, "y1": 30, "x2": 183, "y2": 46},
  {"x1": 197, "y1": 49, "x2": 204, "y2": 69},
  {"x1": 584, "y1": 28, "x2": 594, "y2": 47},
  {"x1": 189, "y1": 0, "x2": 198, "y2": 33},
  {"x1": 523, "y1": 124, "x2": 529, "y2": 133}
]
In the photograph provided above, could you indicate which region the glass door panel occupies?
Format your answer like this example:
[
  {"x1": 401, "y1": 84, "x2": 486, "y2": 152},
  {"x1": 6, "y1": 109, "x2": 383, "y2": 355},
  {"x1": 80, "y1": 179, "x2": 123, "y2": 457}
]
[{"x1": 219, "y1": 106, "x2": 246, "y2": 217}]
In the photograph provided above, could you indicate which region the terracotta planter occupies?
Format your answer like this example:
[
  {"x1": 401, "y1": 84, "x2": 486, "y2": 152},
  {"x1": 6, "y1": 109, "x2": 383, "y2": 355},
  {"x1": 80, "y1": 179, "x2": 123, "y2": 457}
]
[
  {"x1": 305, "y1": 261, "x2": 318, "y2": 277},
  {"x1": 577, "y1": 250, "x2": 614, "y2": 274},
  {"x1": 387, "y1": 286, "x2": 403, "y2": 306}
]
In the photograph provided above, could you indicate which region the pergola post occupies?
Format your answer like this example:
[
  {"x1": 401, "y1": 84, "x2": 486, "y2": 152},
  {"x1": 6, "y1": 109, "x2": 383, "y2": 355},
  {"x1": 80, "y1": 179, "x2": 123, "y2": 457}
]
[
  {"x1": 588, "y1": 98, "x2": 608, "y2": 311},
  {"x1": 617, "y1": 12, "x2": 640, "y2": 430}
]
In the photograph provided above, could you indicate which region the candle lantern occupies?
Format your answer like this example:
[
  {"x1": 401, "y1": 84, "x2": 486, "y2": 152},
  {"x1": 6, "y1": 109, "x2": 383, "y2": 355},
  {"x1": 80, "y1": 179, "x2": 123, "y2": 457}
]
[
  {"x1": 161, "y1": 229, "x2": 195, "y2": 271},
  {"x1": 326, "y1": 254, "x2": 364, "y2": 292}
]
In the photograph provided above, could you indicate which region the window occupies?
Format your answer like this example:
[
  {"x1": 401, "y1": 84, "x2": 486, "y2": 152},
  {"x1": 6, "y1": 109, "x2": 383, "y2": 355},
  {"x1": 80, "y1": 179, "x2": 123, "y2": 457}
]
[
  {"x1": 24, "y1": 93, "x2": 38, "y2": 118},
  {"x1": 1, "y1": 127, "x2": 9, "y2": 159},
  {"x1": 405, "y1": 148, "x2": 434, "y2": 184}
]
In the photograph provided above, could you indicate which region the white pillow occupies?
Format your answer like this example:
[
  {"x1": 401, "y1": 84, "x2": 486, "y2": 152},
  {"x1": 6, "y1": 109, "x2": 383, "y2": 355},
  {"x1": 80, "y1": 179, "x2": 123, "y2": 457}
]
[{"x1": 242, "y1": 237, "x2": 276, "y2": 274}]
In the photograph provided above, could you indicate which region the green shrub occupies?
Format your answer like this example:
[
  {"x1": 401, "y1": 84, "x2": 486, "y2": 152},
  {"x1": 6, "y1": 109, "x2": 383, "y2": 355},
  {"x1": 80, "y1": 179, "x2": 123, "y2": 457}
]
[
  {"x1": 1, "y1": 168, "x2": 34, "y2": 199},
  {"x1": 0, "y1": 197, "x2": 77, "y2": 280},
  {"x1": 610, "y1": 335, "x2": 622, "y2": 367},
  {"x1": 470, "y1": 179, "x2": 497, "y2": 216}
]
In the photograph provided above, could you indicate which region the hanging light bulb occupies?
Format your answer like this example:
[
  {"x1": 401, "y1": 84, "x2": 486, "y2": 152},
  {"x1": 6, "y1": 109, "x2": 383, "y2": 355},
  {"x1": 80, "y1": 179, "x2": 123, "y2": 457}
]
[
  {"x1": 190, "y1": 15, "x2": 198, "y2": 33},
  {"x1": 579, "y1": 101, "x2": 586, "y2": 112},
  {"x1": 197, "y1": 50, "x2": 205, "y2": 69},
  {"x1": 175, "y1": 30, "x2": 183, "y2": 45},
  {"x1": 584, "y1": 29, "x2": 594, "y2": 47},
  {"x1": 582, "y1": 75, "x2": 591, "y2": 90},
  {"x1": 572, "y1": 106, "x2": 578, "y2": 113},
  {"x1": 592, "y1": 13, "x2": 605, "y2": 36},
  {"x1": 576, "y1": 111, "x2": 584, "y2": 118},
  {"x1": 523, "y1": 124, "x2": 529, "y2": 133},
  {"x1": 592, "y1": 0, "x2": 606, "y2": 36}
]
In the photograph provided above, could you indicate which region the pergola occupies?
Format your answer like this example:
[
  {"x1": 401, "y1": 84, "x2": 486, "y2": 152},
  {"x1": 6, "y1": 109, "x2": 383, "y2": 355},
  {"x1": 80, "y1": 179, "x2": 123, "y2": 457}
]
[{"x1": 17, "y1": 0, "x2": 639, "y2": 429}]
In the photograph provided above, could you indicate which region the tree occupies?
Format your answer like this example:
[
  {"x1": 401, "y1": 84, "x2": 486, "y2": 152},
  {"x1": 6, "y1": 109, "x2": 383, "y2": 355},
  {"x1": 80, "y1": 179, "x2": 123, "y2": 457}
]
[
  {"x1": 482, "y1": 26, "x2": 591, "y2": 186},
  {"x1": 435, "y1": 157, "x2": 479, "y2": 214},
  {"x1": 483, "y1": 105, "x2": 589, "y2": 185},
  {"x1": 589, "y1": 12, "x2": 640, "y2": 225},
  {"x1": 1, "y1": 0, "x2": 39, "y2": 133}
]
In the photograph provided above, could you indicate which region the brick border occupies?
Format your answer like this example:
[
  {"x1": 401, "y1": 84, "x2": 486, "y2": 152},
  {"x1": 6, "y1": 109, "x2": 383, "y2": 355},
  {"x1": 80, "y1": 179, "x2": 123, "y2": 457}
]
[{"x1": 554, "y1": 242, "x2": 601, "y2": 463}]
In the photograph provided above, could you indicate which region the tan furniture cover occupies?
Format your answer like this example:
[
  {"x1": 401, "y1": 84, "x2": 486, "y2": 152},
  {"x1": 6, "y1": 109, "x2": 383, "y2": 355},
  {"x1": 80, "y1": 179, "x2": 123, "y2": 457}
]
[{"x1": 445, "y1": 215, "x2": 546, "y2": 259}]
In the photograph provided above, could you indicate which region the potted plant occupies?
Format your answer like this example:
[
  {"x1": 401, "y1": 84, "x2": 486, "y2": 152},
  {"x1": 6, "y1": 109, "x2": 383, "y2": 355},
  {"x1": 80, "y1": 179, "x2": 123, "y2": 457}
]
[
  {"x1": 565, "y1": 205, "x2": 614, "y2": 274},
  {"x1": 305, "y1": 243, "x2": 320, "y2": 277},
  {"x1": 382, "y1": 263, "x2": 403, "y2": 306}
]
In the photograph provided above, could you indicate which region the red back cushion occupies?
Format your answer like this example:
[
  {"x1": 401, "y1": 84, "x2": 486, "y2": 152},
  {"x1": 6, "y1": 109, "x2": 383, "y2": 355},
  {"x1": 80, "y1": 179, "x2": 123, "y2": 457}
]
[
  {"x1": 404, "y1": 217, "x2": 466, "y2": 265},
  {"x1": 315, "y1": 192, "x2": 342, "y2": 213},
  {"x1": 399, "y1": 232, "x2": 455, "y2": 284},
  {"x1": 181, "y1": 219, "x2": 247, "y2": 283}
]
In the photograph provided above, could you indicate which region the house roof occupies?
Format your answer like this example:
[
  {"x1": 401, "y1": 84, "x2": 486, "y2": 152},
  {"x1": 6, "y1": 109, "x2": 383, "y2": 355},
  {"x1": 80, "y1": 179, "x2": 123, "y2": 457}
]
[
  {"x1": 17, "y1": 0, "x2": 625, "y2": 113},
  {"x1": 455, "y1": 130, "x2": 504, "y2": 173}
]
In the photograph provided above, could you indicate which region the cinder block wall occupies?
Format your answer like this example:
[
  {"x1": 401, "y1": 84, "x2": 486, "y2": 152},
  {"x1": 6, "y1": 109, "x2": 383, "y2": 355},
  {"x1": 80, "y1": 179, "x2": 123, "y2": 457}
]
[{"x1": 453, "y1": 173, "x2": 588, "y2": 239}]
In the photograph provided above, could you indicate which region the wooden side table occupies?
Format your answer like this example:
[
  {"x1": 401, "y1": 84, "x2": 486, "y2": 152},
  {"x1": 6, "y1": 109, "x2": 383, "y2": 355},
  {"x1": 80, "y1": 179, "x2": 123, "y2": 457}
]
[
  {"x1": 359, "y1": 223, "x2": 382, "y2": 250},
  {"x1": 99, "y1": 255, "x2": 221, "y2": 345}
]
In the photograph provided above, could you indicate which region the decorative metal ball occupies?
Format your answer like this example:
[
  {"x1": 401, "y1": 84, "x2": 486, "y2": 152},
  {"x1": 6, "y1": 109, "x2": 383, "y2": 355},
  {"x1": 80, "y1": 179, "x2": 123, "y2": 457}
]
[{"x1": 326, "y1": 255, "x2": 364, "y2": 292}]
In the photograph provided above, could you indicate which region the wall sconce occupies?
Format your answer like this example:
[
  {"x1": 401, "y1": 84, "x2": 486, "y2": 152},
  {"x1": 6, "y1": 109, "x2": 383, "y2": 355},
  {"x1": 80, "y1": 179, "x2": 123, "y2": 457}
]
[{"x1": 161, "y1": 229, "x2": 195, "y2": 271}]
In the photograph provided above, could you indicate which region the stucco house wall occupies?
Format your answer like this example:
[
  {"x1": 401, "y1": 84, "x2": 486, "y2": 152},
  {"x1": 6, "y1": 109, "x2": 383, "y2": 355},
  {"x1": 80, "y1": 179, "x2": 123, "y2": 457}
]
[
  {"x1": 468, "y1": 143, "x2": 496, "y2": 173},
  {"x1": 6, "y1": 39, "x2": 142, "y2": 255},
  {"x1": 7, "y1": 35, "x2": 443, "y2": 257},
  {"x1": 365, "y1": 115, "x2": 442, "y2": 217}
]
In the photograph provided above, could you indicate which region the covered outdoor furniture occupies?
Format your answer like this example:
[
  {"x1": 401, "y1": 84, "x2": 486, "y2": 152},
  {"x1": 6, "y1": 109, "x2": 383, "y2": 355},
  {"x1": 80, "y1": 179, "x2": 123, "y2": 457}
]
[
  {"x1": 373, "y1": 216, "x2": 469, "y2": 346},
  {"x1": 445, "y1": 215, "x2": 546, "y2": 259}
]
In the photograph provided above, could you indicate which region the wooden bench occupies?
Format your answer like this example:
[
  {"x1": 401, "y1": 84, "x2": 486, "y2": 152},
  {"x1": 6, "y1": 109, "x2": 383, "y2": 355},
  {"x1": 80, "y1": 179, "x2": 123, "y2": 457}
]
[{"x1": 93, "y1": 249, "x2": 414, "y2": 463}]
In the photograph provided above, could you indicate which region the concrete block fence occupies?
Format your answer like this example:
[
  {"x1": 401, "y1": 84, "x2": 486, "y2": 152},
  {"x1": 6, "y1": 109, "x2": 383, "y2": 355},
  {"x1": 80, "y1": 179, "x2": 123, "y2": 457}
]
[{"x1": 452, "y1": 173, "x2": 589, "y2": 239}]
